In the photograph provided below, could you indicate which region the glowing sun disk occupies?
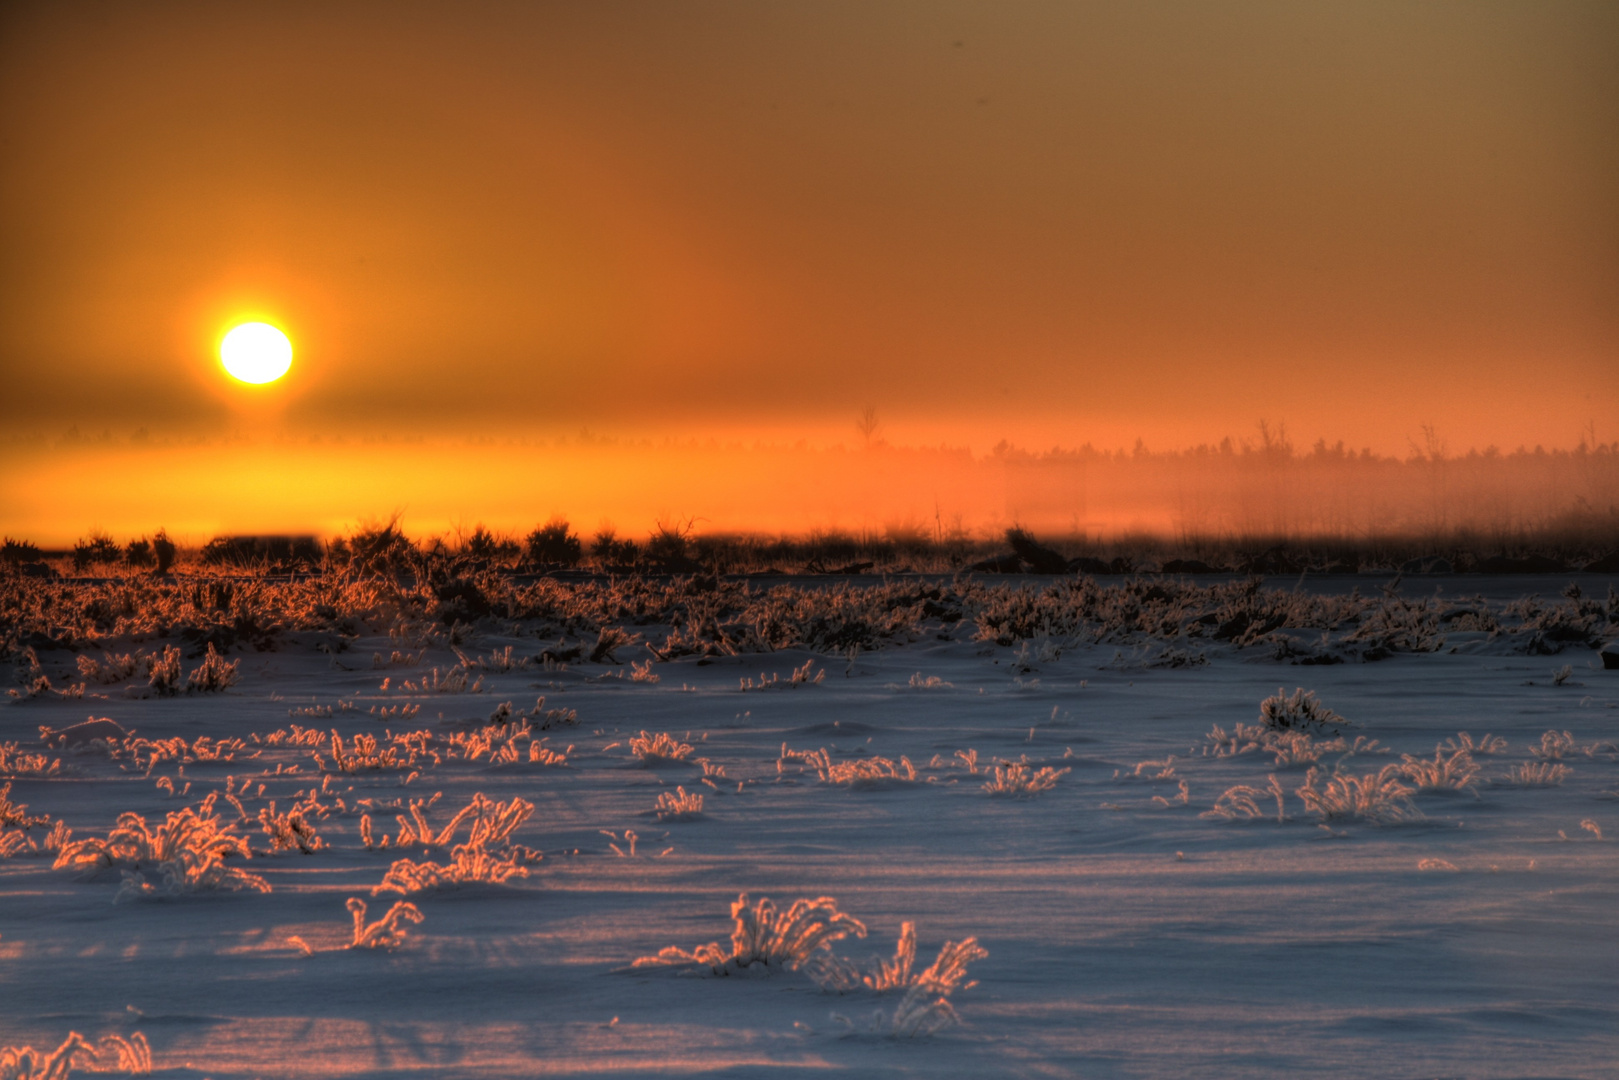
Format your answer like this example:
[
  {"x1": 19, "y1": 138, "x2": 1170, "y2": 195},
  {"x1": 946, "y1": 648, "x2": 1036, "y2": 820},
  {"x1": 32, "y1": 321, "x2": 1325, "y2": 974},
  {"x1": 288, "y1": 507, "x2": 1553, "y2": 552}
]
[{"x1": 220, "y1": 322, "x2": 293, "y2": 384}]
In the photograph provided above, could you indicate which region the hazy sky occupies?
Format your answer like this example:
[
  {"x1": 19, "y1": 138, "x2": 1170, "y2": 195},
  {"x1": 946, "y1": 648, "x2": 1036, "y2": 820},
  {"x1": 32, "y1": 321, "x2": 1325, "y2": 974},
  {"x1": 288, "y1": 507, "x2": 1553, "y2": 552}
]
[{"x1": 2, "y1": 1, "x2": 1615, "y2": 455}]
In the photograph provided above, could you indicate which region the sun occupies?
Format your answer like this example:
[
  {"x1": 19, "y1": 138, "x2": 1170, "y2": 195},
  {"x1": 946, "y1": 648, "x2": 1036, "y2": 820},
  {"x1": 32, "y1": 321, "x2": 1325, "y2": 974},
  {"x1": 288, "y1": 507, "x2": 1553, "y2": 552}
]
[{"x1": 220, "y1": 322, "x2": 293, "y2": 384}]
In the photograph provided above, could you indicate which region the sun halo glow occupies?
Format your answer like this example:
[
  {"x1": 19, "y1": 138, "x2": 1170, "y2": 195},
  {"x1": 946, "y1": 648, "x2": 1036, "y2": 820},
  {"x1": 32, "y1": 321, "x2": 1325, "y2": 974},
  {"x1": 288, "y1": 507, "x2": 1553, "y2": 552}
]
[{"x1": 220, "y1": 322, "x2": 293, "y2": 384}]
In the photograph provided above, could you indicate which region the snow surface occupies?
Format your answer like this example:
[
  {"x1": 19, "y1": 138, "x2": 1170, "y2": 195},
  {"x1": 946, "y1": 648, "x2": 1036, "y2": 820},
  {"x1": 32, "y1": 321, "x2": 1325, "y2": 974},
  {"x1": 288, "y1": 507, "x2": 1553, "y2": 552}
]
[{"x1": 3, "y1": 578, "x2": 1618, "y2": 1079}]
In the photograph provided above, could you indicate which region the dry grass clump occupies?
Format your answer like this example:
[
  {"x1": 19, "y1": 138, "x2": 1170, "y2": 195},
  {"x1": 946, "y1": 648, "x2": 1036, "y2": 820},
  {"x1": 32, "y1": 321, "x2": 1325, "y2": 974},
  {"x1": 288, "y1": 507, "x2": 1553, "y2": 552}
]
[
  {"x1": 0, "y1": 1031, "x2": 151, "y2": 1078},
  {"x1": 653, "y1": 786, "x2": 705, "y2": 821},
  {"x1": 633, "y1": 892, "x2": 868, "y2": 975},
  {"x1": 1296, "y1": 765, "x2": 1423, "y2": 824},
  {"x1": 981, "y1": 760, "x2": 1070, "y2": 796},
  {"x1": 1494, "y1": 762, "x2": 1571, "y2": 787},
  {"x1": 630, "y1": 731, "x2": 694, "y2": 764}
]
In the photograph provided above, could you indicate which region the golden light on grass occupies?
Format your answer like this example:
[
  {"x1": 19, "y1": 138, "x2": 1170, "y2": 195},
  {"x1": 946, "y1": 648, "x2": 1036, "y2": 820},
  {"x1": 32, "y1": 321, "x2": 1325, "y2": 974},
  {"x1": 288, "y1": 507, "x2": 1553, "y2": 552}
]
[{"x1": 220, "y1": 322, "x2": 293, "y2": 384}]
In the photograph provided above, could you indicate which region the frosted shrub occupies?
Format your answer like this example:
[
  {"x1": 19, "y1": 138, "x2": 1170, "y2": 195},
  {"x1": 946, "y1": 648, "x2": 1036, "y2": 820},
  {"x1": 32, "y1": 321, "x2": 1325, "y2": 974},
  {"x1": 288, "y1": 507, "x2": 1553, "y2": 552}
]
[
  {"x1": 630, "y1": 731, "x2": 694, "y2": 764},
  {"x1": 629, "y1": 659, "x2": 660, "y2": 683},
  {"x1": 1201, "y1": 776, "x2": 1285, "y2": 823},
  {"x1": 1495, "y1": 762, "x2": 1571, "y2": 788},
  {"x1": 56, "y1": 800, "x2": 269, "y2": 898},
  {"x1": 0, "y1": 1031, "x2": 151, "y2": 1078},
  {"x1": 147, "y1": 646, "x2": 183, "y2": 696},
  {"x1": 905, "y1": 673, "x2": 953, "y2": 689},
  {"x1": 1259, "y1": 687, "x2": 1347, "y2": 732},
  {"x1": 1398, "y1": 748, "x2": 1479, "y2": 793},
  {"x1": 1296, "y1": 765, "x2": 1423, "y2": 824},
  {"x1": 258, "y1": 803, "x2": 323, "y2": 853},
  {"x1": 185, "y1": 643, "x2": 239, "y2": 692},
  {"x1": 654, "y1": 786, "x2": 704, "y2": 821},
  {"x1": 75, "y1": 651, "x2": 145, "y2": 685},
  {"x1": 634, "y1": 892, "x2": 867, "y2": 975},
  {"x1": 346, "y1": 897, "x2": 424, "y2": 949}
]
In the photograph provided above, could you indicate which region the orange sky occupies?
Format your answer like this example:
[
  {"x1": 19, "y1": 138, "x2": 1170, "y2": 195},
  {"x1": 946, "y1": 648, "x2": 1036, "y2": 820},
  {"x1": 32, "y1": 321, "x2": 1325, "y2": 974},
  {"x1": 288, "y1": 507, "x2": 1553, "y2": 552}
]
[{"x1": 1, "y1": 2, "x2": 1616, "y2": 541}]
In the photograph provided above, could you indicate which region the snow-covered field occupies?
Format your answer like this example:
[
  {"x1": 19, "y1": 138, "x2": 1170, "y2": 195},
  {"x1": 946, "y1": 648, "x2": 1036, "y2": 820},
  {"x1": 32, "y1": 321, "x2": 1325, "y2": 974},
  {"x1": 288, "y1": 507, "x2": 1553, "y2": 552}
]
[{"x1": 3, "y1": 574, "x2": 1617, "y2": 1079}]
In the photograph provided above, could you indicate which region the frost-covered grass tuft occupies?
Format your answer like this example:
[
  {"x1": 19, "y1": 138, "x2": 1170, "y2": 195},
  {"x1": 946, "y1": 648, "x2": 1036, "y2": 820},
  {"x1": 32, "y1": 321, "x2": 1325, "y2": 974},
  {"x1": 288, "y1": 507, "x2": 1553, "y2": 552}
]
[
  {"x1": 373, "y1": 793, "x2": 536, "y2": 894},
  {"x1": 1296, "y1": 765, "x2": 1423, "y2": 824},
  {"x1": 740, "y1": 660, "x2": 824, "y2": 691},
  {"x1": 397, "y1": 664, "x2": 483, "y2": 695},
  {"x1": 807, "y1": 922, "x2": 988, "y2": 1038},
  {"x1": 346, "y1": 896, "x2": 424, "y2": 949},
  {"x1": 1494, "y1": 762, "x2": 1571, "y2": 788},
  {"x1": 0, "y1": 744, "x2": 61, "y2": 777},
  {"x1": 1201, "y1": 776, "x2": 1285, "y2": 823},
  {"x1": 633, "y1": 892, "x2": 868, "y2": 975},
  {"x1": 630, "y1": 731, "x2": 694, "y2": 764},
  {"x1": 185, "y1": 643, "x2": 239, "y2": 692},
  {"x1": 1258, "y1": 687, "x2": 1348, "y2": 732},
  {"x1": 793, "y1": 748, "x2": 919, "y2": 788},
  {"x1": 1114, "y1": 757, "x2": 1177, "y2": 782},
  {"x1": 653, "y1": 786, "x2": 704, "y2": 821},
  {"x1": 258, "y1": 803, "x2": 323, "y2": 853},
  {"x1": 1528, "y1": 730, "x2": 1577, "y2": 761},
  {"x1": 1398, "y1": 748, "x2": 1479, "y2": 794},
  {"x1": 55, "y1": 799, "x2": 270, "y2": 900},
  {"x1": 0, "y1": 1031, "x2": 151, "y2": 1078},
  {"x1": 1441, "y1": 731, "x2": 1508, "y2": 756},
  {"x1": 982, "y1": 760, "x2": 1070, "y2": 797}
]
